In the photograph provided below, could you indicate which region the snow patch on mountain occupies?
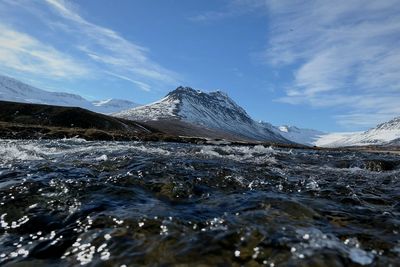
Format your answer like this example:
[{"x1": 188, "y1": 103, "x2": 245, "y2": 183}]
[
  {"x1": 275, "y1": 125, "x2": 325, "y2": 146},
  {"x1": 314, "y1": 132, "x2": 362, "y2": 147},
  {"x1": 115, "y1": 96, "x2": 180, "y2": 121},
  {"x1": 0, "y1": 74, "x2": 139, "y2": 114},
  {"x1": 91, "y1": 99, "x2": 140, "y2": 114}
]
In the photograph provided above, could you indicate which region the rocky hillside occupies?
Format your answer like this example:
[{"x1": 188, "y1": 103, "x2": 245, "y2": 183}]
[{"x1": 114, "y1": 87, "x2": 290, "y2": 143}]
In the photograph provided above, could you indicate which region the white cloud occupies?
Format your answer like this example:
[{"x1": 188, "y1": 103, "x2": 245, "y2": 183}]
[
  {"x1": 44, "y1": 0, "x2": 179, "y2": 88},
  {"x1": 104, "y1": 71, "x2": 151, "y2": 92},
  {"x1": 0, "y1": 23, "x2": 88, "y2": 78},
  {"x1": 265, "y1": 0, "x2": 400, "y2": 128},
  {"x1": 0, "y1": 0, "x2": 179, "y2": 92},
  {"x1": 191, "y1": 0, "x2": 400, "y2": 128},
  {"x1": 190, "y1": 0, "x2": 268, "y2": 21},
  {"x1": 335, "y1": 113, "x2": 400, "y2": 128}
]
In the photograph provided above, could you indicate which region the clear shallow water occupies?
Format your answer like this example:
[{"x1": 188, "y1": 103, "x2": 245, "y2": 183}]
[{"x1": 0, "y1": 139, "x2": 399, "y2": 266}]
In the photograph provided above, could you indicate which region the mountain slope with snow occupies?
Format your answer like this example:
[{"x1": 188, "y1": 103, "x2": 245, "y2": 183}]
[
  {"x1": 315, "y1": 117, "x2": 400, "y2": 147},
  {"x1": 0, "y1": 74, "x2": 139, "y2": 114},
  {"x1": 115, "y1": 87, "x2": 290, "y2": 143},
  {"x1": 272, "y1": 117, "x2": 400, "y2": 147},
  {"x1": 275, "y1": 125, "x2": 325, "y2": 146},
  {"x1": 314, "y1": 132, "x2": 363, "y2": 147},
  {"x1": 264, "y1": 117, "x2": 400, "y2": 147}
]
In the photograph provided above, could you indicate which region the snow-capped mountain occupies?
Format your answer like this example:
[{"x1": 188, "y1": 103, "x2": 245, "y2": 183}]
[
  {"x1": 272, "y1": 117, "x2": 400, "y2": 147},
  {"x1": 0, "y1": 74, "x2": 139, "y2": 114},
  {"x1": 315, "y1": 117, "x2": 400, "y2": 147},
  {"x1": 262, "y1": 118, "x2": 400, "y2": 147},
  {"x1": 275, "y1": 125, "x2": 325, "y2": 146},
  {"x1": 114, "y1": 86, "x2": 290, "y2": 143}
]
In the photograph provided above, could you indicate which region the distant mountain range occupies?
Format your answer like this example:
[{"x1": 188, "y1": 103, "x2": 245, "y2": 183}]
[
  {"x1": 316, "y1": 117, "x2": 400, "y2": 147},
  {"x1": 0, "y1": 74, "x2": 139, "y2": 114},
  {"x1": 114, "y1": 87, "x2": 400, "y2": 147},
  {"x1": 1, "y1": 74, "x2": 399, "y2": 147}
]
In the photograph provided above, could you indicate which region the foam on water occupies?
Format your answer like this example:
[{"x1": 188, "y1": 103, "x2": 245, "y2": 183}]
[
  {"x1": 197, "y1": 144, "x2": 277, "y2": 163},
  {"x1": 1, "y1": 139, "x2": 277, "y2": 166},
  {"x1": 0, "y1": 142, "x2": 43, "y2": 162},
  {"x1": 0, "y1": 139, "x2": 175, "y2": 166}
]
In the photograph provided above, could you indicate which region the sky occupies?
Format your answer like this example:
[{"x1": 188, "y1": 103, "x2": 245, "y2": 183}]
[{"x1": 0, "y1": 0, "x2": 400, "y2": 132}]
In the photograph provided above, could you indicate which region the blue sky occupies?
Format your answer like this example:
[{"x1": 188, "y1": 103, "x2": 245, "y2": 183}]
[{"x1": 0, "y1": 0, "x2": 399, "y2": 132}]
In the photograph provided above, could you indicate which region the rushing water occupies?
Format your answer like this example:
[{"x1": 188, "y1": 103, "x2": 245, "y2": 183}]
[{"x1": 0, "y1": 139, "x2": 399, "y2": 266}]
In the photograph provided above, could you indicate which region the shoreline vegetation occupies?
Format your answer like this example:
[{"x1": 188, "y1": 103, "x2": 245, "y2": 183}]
[{"x1": 0, "y1": 100, "x2": 399, "y2": 154}]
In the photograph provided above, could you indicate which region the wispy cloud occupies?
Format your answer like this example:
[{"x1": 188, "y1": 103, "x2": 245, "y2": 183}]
[
  {"x1": 0, "y1": 23, "x2": 88, "y2": 78},
  {"x1": 190, "y1": 0, "x2": 400, "y2": 128},
  {"x1": 44, "y1": 0, "x2": 179, "y2": 89},
  {"x1": 265, "y1": 0, "x2": 400, "y2": 128},
  {"x1": 104, "y1": 71, "x2": 151, "y2": 92},
  {"x1": 190, "y1": 0, "x2": 267, "y2": 21},
  {"x1": 0, "y1": 0, "x2": 179, "y2": 92},
  {"x1": 334, "y1": 113, "x2": 399, "y2": 129}
]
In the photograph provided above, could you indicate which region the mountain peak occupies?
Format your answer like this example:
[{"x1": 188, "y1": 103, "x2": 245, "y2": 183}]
[
  {"x1": 209, "y1": 90, "x2": 229, "y2": 99},
  {"x1": 167, "y1": 87, "x2": 230, "y2": 101},
  {"x1": 167, "y1": 86, "x2": 201, "y2": 98}
]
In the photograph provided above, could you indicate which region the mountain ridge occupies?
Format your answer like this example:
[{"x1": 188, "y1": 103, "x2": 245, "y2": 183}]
[{"x1": 0, "y1": 74, "x2": 139, "y2": 114}]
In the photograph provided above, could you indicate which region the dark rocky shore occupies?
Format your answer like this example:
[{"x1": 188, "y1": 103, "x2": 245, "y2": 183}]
[
  {"x1": 0, "y1": 101, "x2": 306, "y2": 148},
  {"x1": 0, "y1": 101, "x2": 205, "y2": 143}
]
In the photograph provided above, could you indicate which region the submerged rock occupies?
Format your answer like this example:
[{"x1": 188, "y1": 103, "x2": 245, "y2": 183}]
[{"x1": 363, "y1": 160, "x2": 398, "y2": 172}]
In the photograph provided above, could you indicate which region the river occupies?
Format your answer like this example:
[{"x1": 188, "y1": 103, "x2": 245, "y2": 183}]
[{"x1": 0, "y1": 139, "x2": 399, "y2": 266}]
